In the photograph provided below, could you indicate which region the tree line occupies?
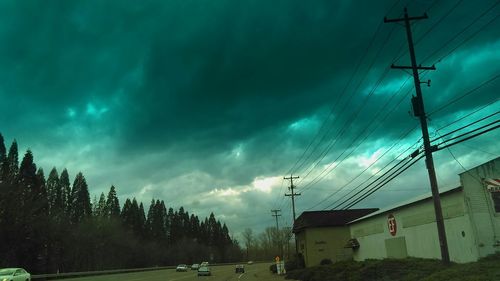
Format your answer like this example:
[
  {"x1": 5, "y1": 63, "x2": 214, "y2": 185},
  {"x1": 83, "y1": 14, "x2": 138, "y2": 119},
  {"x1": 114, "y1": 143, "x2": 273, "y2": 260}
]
[{"x1": 0, "y1": 133, "x2": 242, "y2": 274}]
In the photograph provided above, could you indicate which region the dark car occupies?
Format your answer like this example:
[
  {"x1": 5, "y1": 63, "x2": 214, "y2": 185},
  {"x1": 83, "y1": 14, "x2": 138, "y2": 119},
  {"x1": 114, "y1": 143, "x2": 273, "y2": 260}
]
[{"x1": 235, "y1": 264, "x2": 245, "y2": 273}]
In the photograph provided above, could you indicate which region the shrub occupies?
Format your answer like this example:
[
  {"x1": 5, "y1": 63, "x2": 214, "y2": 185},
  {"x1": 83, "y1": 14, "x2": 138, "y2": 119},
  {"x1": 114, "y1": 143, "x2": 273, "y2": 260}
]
[{"x1": 320, "y1": 258, "x2": 333, "y2": 265}]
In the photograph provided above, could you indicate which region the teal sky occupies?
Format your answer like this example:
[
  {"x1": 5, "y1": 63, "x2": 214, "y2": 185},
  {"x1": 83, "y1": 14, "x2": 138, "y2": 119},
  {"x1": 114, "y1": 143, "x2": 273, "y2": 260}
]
[{"x1": 1, "y1": 0, "x2": 499, "y2": 237}]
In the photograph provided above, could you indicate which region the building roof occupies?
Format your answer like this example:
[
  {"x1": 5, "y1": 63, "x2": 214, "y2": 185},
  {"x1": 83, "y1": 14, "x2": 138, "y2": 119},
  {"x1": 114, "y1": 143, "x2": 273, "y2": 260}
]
[
  {"x1": 348, "y1": 185, "x2": 462, "y2": 224},
  {"x1": 293, "y1": 208, "x2": 378, "y2": 233}
]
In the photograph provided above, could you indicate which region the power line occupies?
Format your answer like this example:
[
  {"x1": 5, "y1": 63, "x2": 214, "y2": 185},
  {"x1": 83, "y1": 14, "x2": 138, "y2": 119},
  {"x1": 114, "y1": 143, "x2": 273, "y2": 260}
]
[
  {"x1": 433, "y1": 119, "x2": 499, "y2": 147},
  {"x1": 299, "y1": 76, "x2": 415, "y2": 194},
  {"x1": 436, "y1": 123, "x2": 499, "y2": 151},
  {"x1": 343, "y1": 113, "x2": 499, "y2": 210},
  {"x1": 428, "y1": 73, "x2": 500, "y2": 116},
  {"x1": 433, "y1": 111, "x2": 499, "y2": 141},
  {"x1": 288, "y1": 15, "x2": 388, "y2": 176},
  {"x1": 433, "y1": 99, "x2": 499, "y2": 132},
  {"x1": 342, "y1": 154, "x2": 425, "y2": 210},
  {"x1": 421, "y1": 1, "x2": 500, "y2": 64},
  {"x1": 322, "y1": 130, "x2": 421, "y2": 210},
  {"x1": 295, "y1": 25, "x2": 399, "y2": 186},
  {"x1": 393, "y1": 0, "x2": 465, "y2": 63}
]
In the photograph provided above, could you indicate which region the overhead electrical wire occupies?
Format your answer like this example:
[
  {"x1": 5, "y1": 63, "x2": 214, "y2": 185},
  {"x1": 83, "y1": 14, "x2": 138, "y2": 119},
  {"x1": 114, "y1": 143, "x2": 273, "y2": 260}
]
[
  {"x1": 340, "y1": 113, "x2": 499, "y2": 209},
  {"x1": 294, "y1": 23, "x2": 401, "y2": 186},
  {"x1": 299, "y1": 76, "x2": 414, "y2": 194},
  {"x1": 421, "y1": 0, "x2": 500, "y2": 64},
  {"x1": 433, "y1": 99, "x2": 499, "y2": 132},
  {"x1": 286, "y1": 17, "x2": 387, "y2": 176},
  {"x1": 303, "y1": 125, "x2": 421, "y2": 211},
  {"x1": 280, "y1": 1, "x2": 498, "y2": 218},
  {"x1": 393, "y1": 0, "x2": 465, "y2": 63},
  {"x1": 433, "y1": 111, "x2": 499, "y2": 141},
  {"x1": 428, "y1": 73, "x2": 500, "y2": 116},
  {"x1": 323, "y1": 3, "x2": 500, "y2": 208},
  {"x1": 341, "y1": 154, "x2": 425, "y2": 210}
]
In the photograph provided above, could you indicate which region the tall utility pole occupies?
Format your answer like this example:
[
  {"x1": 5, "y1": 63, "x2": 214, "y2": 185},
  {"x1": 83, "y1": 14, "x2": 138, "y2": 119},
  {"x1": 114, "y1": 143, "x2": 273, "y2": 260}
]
[
  {"x1": 284, "y1": 175, "x2": 300, "y2": 222},
  {"x1": 271, "y1": 209, "x2": 283, "y2": 259},
  {"x1": 385, "y1": 8, "x2": 450, "y2": 264},
  {"x1": 285, "y1": 175, "x2": 300, "y2": 255}
]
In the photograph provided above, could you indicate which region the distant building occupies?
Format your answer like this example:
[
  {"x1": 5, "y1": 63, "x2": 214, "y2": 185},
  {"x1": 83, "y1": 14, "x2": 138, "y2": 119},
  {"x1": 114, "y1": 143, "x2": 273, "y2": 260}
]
[
  {"x1": 293, "y1": 208, "x2": 378, "y2": 267},
  {"x1": 294, "y1": 157, "x2": 500, "y2": 266}
]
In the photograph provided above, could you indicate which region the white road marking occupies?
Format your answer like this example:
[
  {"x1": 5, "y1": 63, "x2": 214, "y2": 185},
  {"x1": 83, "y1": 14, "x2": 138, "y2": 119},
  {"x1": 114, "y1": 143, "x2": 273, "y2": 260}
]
[{"x1": 238, "y1": 273, "x2": 245, "y2": 279}]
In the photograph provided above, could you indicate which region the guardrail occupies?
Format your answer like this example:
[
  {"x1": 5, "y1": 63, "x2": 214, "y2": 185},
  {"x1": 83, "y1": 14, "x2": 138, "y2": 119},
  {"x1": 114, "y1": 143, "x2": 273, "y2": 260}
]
[
  {"x1": 31, "y1": 261, "x2": 265, "y2": 280},
  {"x1": 32, "y1": 265, "x2": 176, "y2": 280}
]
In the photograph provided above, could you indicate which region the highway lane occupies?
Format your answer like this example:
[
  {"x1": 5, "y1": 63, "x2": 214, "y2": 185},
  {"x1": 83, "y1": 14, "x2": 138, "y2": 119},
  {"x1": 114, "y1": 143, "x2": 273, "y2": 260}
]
[{"x1": 60, "y1": 262, "x2": 285, "y2": 281}]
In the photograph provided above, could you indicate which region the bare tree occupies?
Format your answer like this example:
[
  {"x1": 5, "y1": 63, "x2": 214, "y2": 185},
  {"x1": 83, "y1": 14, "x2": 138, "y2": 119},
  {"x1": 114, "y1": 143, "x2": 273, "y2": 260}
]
[{"x1": 241, "y1": 228, "x2": 254, "y2": 260}]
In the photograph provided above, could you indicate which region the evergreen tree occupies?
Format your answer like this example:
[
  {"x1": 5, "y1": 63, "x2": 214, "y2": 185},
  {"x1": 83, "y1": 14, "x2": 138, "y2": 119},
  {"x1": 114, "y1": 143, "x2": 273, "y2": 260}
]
[
  {"x1": 68, "y1": 172, "x2": 92, "y2": 224},
  {"x1": 18, "y1": 150, "x2": 49, "y2": 272},
  {"x1": 104, "y1": 185, "x2": 120, "y2": 219},
  {"x1": 6, "y1": 140, "x2": 19, "y2": 183},
  {"x1": 138, "y1": 202, "x2": 146, "y2": 238},
  {"x1": 46, "y1": 168, "x2": 60, "y2": 214},
  {"x1": 59, "y1": 169, "x2": 71, "y2": 215},
  {"x1": 121, "y1": 198, "x2": 133, "y2": 229},
  {"x1": 95, "y1": 192, "x2": 106, "y2": 218},
  {"x1": 0, "y1": 133, "x2": 6, "y2": 182}
]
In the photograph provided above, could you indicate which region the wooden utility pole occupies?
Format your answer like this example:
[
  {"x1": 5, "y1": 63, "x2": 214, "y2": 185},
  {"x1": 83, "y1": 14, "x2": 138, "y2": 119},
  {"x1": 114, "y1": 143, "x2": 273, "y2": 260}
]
[
  {"x1": 285, "y1": 175, "x2": 300, "y2": 255},
  {"x1": 271, "y1": 209, "x2": 283, "y2": 259},
  {"x1": 385, "y1": 8, "x2": 450, "y2": 264},
  {"x1": 284, "y1": 175, "x2": 300, "y2": 222}
]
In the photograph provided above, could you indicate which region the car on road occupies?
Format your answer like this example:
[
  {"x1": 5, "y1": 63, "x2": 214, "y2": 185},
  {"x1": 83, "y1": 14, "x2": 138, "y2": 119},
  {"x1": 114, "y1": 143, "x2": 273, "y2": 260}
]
[
  {"x1": 191, "y1": 263, "x2": 200, "y2": 270},
  {"x1": 200, "y1": 261, "x2": 209, "y2": 267},
  {"x1": 0, "y1": 268, "x2": 31, "y2": 281},
  {"x1": 176, "y1": 264, "x2": 188, "y2": 272},
  {"x1": 197, "y1": 266, "x2": 211, "y2": 276},
  {"x1": 235, "y1": 264, "x2": 245, "y2": 273}
]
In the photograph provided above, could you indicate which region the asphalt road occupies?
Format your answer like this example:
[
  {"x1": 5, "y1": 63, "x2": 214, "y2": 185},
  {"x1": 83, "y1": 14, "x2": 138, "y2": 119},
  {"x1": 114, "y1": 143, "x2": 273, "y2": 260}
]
[{"x1": 60, "y1": 263, "x2": 286, "y2": 281}]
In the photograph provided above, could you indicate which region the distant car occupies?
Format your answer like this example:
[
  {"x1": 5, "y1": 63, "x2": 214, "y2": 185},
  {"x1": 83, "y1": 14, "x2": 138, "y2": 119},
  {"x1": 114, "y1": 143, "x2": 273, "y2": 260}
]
[
  {"x1": 247, "y1": 261, "x2": 253, "y2": 265},
  {"x1": 200, "y1": 261, "x2": 209, "y2": 267},
  {"x1": 191, "y1": 263, "x2": 200, "y2": 270},
  {"x1": 197, "y1": 266, "x2": 211, "y2": 276},
  {"x1": 235, "y1": 264, "x2": 245, "y2": 273},
  {"x1": 176, "y1": 264, "x2": 188, "y2": 272},
  {"x1": 0, "y1": 268, "x2": 31, "y2": 281}
]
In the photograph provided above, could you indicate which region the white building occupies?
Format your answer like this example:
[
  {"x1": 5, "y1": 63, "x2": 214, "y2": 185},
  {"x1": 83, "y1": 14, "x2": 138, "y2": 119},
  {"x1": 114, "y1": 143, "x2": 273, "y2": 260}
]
[{"x1": 348, "y1": 157, "x2": 500, "y2": 263}]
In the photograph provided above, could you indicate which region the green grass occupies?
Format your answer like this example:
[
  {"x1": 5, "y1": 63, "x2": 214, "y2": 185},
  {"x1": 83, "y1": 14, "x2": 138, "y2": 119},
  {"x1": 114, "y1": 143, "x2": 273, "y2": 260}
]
[{"x1": 285, "y1": 253, "x2": 500, "y2": 281}]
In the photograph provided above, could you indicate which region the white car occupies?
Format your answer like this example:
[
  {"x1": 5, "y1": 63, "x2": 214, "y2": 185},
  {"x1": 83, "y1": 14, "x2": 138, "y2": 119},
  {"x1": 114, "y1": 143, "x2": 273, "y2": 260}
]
[
  {"x1": 176, "y1": 264, "x2": 188, "y2": 272},
  {"x1": 0, "y1": 268, "x2": 31, "y2": 281},
  {"x1": 191, "y1": 263, "x2": 200, "y2": 270}
]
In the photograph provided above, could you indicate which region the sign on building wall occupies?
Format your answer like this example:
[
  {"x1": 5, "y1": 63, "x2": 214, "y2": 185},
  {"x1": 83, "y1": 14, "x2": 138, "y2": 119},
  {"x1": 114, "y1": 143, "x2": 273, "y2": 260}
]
[
  {"x1": 387, "y1": 214, "x2": 397, "y2": 236},
  {"x1": 484, "y1": 178, "x2": 500, "y2": 213},
  {"x1": 484, "y1": 178, "x2": 500, "y2": 192}
]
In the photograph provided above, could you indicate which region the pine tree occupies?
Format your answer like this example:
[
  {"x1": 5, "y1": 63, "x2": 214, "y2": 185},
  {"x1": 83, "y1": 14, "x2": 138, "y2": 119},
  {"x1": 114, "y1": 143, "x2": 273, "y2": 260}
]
[
  {"x1": 46, "y1": 167, "x2": 60, "y2": 214},
  {"x1": 0, "y1": 133, "x2": 6, "y2": 182},
  {"x1": 68, "y1": 172, "x2": 92, "y2": 224},
  {"x1": 6, "y1": 140, "x2": 19, "y2": 183},
  {"x1": 95, "y1": 192, "x2": 106, "y2": 218},
  {"x1": 104, "y1": 185, "x2": 120, "y2": 219},
  {"x1": 59, "y1": 169, "x2": 71, "y2": 215},
  {"x1": 19, "y1": 150, "x2": 37, "y2": 201},
  {"x1": 121, "y1": 198, "x2": 133, "y2": 228},
  {"x1": 138, "y1": 202, "x2": 146, "y2": 238}
]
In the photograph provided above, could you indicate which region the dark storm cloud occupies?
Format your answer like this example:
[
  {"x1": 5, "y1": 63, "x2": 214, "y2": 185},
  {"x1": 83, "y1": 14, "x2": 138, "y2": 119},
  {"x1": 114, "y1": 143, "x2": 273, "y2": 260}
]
[{"x1": 1, "y1": 0, "x2": 499, "y2": 236}]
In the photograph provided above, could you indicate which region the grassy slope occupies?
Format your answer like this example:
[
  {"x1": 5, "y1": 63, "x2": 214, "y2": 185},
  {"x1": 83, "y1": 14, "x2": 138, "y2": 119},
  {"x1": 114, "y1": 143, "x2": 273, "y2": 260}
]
[{"x1": 285, "y1": 254, "x2": 500, "y2": 281}]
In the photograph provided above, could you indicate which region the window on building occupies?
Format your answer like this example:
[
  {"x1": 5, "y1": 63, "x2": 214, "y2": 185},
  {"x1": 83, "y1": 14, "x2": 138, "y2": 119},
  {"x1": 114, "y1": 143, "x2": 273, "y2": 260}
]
[{"x1": 491, "y1": 192, "x2": 500, "y2": 213}]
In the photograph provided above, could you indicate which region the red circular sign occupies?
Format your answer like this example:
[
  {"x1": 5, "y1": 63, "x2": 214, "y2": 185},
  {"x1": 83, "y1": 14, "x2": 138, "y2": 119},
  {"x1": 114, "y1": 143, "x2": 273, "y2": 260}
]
[{"x1": 387, "y1": 214, "x2": 397, "y2": 236}]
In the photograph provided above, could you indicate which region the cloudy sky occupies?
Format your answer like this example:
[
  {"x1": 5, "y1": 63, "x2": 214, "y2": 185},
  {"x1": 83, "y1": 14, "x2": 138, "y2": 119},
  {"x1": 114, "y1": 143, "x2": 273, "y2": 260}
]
[{"x1": 1, "y1": 0, "x2": 499, "y2": 239}]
